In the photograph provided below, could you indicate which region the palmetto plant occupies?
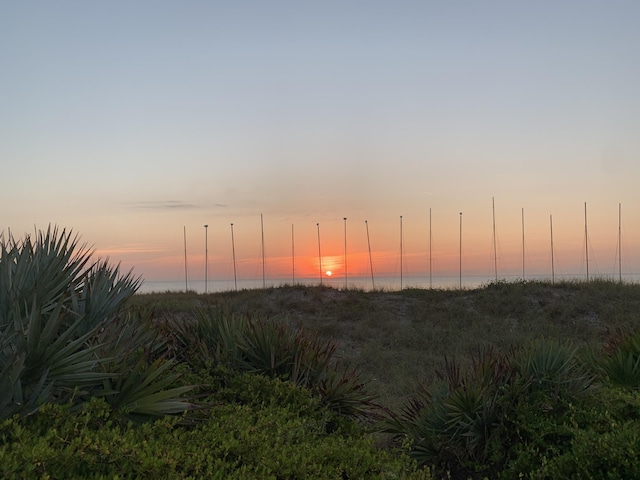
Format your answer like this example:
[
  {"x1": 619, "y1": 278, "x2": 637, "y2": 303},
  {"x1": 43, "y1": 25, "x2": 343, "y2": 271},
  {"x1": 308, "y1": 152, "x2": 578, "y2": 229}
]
[
  {"x1": 385, "y1": 341, "x2": 595, "y2": 472},
  {"x1": 384, "y1": 349, "x2": 512, "y2": 469},
  {"x1": 514, "y1": 339, "x2": 595, "y2": 401},
  {"x1": 592, "y1": 329, "x2": 640, "y2": 389},
  {"x1": 0, "y1": 226, "x2": 193, "y2": 420},
  {"x1": 173, "y1": 306, "x2": 379, "y2": 420}
]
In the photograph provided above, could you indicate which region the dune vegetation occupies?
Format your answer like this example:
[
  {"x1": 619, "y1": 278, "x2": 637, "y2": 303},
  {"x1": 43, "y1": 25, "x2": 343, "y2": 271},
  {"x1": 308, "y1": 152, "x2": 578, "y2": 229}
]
[{"x1": 2, "y1": 227, "x2": 640, "y2": 479}]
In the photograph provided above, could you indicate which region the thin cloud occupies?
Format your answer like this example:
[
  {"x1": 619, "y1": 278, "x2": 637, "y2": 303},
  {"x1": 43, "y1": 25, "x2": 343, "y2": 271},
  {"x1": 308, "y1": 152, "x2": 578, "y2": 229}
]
[
  {"x1": 127, "y1": 201, "x2": 229, "y2": 210},
  {"x1": 129, "y1": 200, "x2": 200, "y2": 210}
]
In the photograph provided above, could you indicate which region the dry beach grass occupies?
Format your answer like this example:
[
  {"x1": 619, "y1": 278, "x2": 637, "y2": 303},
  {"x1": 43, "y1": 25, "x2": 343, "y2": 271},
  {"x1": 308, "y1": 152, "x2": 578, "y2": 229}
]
[{"x1": 131, "y1": 279, "x2": 640, "y2": 411}]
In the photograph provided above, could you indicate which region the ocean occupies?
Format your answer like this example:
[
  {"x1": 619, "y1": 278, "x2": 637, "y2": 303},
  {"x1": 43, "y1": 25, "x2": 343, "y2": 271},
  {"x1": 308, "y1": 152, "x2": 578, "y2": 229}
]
[{"x1": 137, "y1": 273, "x2": 640, "y2": 294}]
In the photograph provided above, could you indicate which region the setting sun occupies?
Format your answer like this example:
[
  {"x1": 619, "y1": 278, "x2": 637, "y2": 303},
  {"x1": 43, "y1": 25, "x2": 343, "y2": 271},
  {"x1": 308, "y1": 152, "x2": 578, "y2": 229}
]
[{"x1": 326, "y1": 270, "x2": 332, "y2": 277}]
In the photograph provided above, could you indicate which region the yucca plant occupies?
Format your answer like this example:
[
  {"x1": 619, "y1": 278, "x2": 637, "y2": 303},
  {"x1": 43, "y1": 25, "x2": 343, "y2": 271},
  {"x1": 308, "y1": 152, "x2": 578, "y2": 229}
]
[{"x1": 0, "y1": 226, "x2": 194, "y2": 420}]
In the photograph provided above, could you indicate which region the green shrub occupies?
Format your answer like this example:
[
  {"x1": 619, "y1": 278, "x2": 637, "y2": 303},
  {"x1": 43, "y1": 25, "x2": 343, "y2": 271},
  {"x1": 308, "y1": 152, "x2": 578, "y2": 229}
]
[
  {"x1": 498, "y1": 387, "x2": 640, "y2": 479},
  {"x1": 0, "y1": 391, "x2": 430, "y2": 479}
]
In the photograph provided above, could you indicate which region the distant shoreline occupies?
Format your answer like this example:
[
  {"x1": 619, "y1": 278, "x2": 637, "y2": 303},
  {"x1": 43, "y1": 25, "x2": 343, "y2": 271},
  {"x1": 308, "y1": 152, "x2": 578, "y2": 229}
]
[{"x1": 137, "y1": 273, "x2": 640, "y2": 294}]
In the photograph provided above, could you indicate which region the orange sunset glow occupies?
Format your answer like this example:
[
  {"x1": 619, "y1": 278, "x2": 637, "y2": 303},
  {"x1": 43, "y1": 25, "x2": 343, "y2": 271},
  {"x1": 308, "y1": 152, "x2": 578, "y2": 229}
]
[{"x1": 2, "y1": 3, "x2": 639, "y2": 292}]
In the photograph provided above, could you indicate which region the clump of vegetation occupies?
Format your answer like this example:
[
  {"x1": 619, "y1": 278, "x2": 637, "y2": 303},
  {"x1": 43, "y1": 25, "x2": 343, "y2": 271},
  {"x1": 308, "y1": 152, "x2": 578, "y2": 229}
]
[
  {"x1": 383, "y1": 335, "x2": 640, "y2": 479},
  {"x1": 591, "y1": 327, "x2": 640, "y2": 389},
  {"x1": 0, "y1": 226, "x2": 194, "y2": 421},
  {"x1": 0, "y1": 375, "x2": 428, "y2": 480},
  {"x1": 1, "y1": 227, "x2": 423, "y2": 479},
  {"x1": 169, "y1": 307, "x2": 380, "y2": 421}
]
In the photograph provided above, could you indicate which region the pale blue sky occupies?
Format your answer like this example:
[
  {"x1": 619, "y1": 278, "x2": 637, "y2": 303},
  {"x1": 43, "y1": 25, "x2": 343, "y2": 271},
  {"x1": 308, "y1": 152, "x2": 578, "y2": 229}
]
[{"x1": 2, "y1": 1, "x2": 639, "y2": 281}]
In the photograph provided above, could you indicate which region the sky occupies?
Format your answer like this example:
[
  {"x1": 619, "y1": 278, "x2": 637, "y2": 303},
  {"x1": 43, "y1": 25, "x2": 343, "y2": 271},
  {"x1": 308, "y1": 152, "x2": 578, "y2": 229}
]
[{"x1": 2, "y1": 1, "x2": 640, "y2": 285}]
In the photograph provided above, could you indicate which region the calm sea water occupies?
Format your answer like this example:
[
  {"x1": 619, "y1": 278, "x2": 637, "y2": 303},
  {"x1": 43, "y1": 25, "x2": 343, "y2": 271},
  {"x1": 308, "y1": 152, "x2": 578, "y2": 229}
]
[{"x1": 138, "y1": 273, "x2": 640, "y2": 294}]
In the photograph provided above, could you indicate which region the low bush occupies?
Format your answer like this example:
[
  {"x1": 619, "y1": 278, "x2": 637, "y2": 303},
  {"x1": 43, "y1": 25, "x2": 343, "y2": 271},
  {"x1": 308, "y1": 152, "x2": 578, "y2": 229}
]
[
  {"x1": 498, "y1": 387, "x2": 640, "y2": 479},
  {"x1": 0, "y1": 373, "x2": 431, "y2": 480}
]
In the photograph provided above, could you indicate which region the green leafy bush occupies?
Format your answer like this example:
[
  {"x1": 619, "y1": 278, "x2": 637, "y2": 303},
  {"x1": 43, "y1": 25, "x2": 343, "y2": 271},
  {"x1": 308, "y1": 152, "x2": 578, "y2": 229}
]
[
  {"x1": 497, "y1": 387, "x2": 640, "y2": 479},
  {"x1": 0, "y1": 378, "x2": 431, "y2": 480}
]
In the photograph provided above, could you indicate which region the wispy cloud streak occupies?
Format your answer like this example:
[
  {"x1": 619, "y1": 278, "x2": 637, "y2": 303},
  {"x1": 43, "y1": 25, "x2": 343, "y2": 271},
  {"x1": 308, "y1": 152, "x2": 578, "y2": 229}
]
[{"x1": 128, "y1": 200, "x2": 201, "y2": 210}]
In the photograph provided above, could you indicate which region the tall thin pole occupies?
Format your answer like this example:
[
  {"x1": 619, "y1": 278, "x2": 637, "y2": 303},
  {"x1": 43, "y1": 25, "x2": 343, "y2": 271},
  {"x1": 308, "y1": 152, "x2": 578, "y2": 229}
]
[
  {"x1": 365, "y1": 220, "x2": 375, "y2": 289},
  {"x1": 261, "y1": 213, "x2": 266, "y2": 288},
  {"x1": 492, "y1": 197, "x2": 498, "y2": 281},
  {"x1": 291, "y1": 224, "x2": 295, "y2": 284},
  {"x1": 619, "y1": 203, "x2": 622, "y2": 283},
  {"x1": 230, "y1": 223, "x2": 237, "y2": 291},
  {"x1": 550, "y1": 215, "x2": 555, "y2": 284},
  {"x1": 585, "y1": 202, "x2": 589, "y2": 281},
  {"x1": 184, "y1": 226, "x2": 188, "y2": 292},
  {"x1": 204, "y1": 224, "x2": 208, "y2": 294},
  {"x1": 317, "y1": 223, "x2": 322, "y2": 285},
  {"x1": 521, "y1": 208, "x2": 525, "y2": 280},
  {"x1": 343, "y1": 217, "x2": 348, "y2": 289},
  {"x1": 459, "y1": 212, "x2": 463, "y2": 289},
  {"x1": 429, "y1": 208, "x2": 432, "y2": 289},
  {"x1": 400, "y1": 215, "x2": 403, "y2": 291}
]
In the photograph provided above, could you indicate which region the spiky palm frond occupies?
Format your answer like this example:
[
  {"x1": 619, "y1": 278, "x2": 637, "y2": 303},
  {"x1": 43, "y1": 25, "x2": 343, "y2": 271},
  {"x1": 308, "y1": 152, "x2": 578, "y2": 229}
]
[
  {"x1": 0, "y1": 226, "x2": 193, "y2": 420},
  {"x1": 71, "y1": 259, "x2": 141, "y2": 336},
  {"x1": 101, "y1": 356, "x2": 194, "y2": 419},
  {"x1": 515, "y1": 339, "x2": 595, "y2": 399},
  {"x1": 0, "y1": 226, "x2": 92, "y2": 323},
  {"x1": 315, "y1": 366, "x2": 380, "y2": 421},
  {"x1": 592, "y1": 330, "x2": 640, "y2": 389},
  {"x1": 175, "y1": 307, "x2": 378, "y2": 420}
]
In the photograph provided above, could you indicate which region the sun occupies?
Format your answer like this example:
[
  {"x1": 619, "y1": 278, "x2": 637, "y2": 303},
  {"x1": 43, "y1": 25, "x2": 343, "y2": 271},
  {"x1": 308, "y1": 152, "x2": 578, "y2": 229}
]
[{"x1": 325, "y1": 270, "x2": 332, "y2": 277}]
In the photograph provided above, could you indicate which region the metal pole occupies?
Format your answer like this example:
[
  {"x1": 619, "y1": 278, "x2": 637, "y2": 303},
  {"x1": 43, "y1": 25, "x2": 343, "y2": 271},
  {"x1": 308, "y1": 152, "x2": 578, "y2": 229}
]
[
  {"x1": 317, "y1": 223, "x2": 322, "y2": 285},
  {"x1": 492, "y1": 197, "x2": 497, "y2": 281},
  {"x1": 459, "y1": 212, "x2": 462, "y2": 289},
  {"x1": 619, "y1": 203, "x2": 622, "y2": 283},
  {"x1": 344, "y1": 217, "x2": 347, "y2": 289},
  {"x1": 184, "y1": 226, "x2": 188, "y2": 292},
  {"x1": 204, "y1": 224, "x2": 209, "y2": 294},
  {"x1": 231, "y1": 223, "x2": 237, "y2": 291},
  {"x1": 522, "y1": 208, "x2": 525, "y2": 280},
  {"x1": 429, "y1": 208, "x2": 432, "y2": 289},
  {"x1": 291, "y1": 223, "x2": 295, "y2": 284},
  {"x1": 400, "y1": 215, "x2": 403, "y2": 291},
  {"x1": 261, "y1": 213, "x2": 265, "y2": 288},
  {"x1": 550, "y1": 215, "x2": 555, "y2": 284},
  {"x1": 365, "y1": 220, "x2": 375, "y2": 290},
  {"x1": 585, "y1": 202, "x2": 589, "y2": 281}
]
